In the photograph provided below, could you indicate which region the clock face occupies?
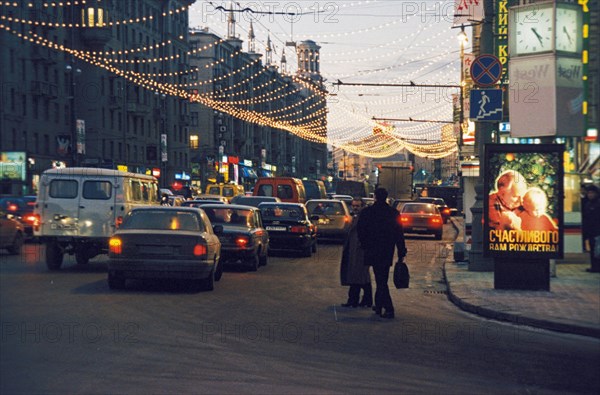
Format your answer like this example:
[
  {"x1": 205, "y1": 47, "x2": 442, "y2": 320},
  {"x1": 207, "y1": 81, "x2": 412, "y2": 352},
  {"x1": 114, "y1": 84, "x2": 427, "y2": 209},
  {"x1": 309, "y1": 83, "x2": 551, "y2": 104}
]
[
  {"x1": 556, "y1": 7, "x2": 579, "y2": 53},
  {"x1": 514, "y1": 6, "x2": 553, "y2": 55}
]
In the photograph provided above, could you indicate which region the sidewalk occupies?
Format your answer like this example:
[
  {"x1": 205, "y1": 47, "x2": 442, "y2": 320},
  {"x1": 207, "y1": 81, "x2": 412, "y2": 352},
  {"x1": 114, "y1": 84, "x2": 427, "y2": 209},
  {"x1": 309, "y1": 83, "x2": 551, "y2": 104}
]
[{"x1": 444, "y1": 217, "x2": 600, "y2": 339}]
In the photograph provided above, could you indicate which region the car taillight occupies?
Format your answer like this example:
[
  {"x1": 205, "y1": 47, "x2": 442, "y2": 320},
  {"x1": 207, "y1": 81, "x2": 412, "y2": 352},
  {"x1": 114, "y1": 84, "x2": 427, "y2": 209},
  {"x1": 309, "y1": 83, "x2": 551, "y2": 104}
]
[
  {"x1": 7, "y1": 203, "x2": 18, "y2": 212},
  {"x1": 24, "y1": 214, "x2": 37, "y2": 224},
  {"x1": 290, "y1": 225, "x2": 308, "y2": 234},
  {"x1": 400, "y1": 216, "x2": 410, "y2": 223},
  {"x1": 431, "y1": 217, "x2": 442, "y2": 224},
  {"x1": 115, "y1": 216, "x2": 123, "y2": 228},
  {"x1": 235, "y1": 236, "x2": 250, "y2": 247},
  {"x1": 443, "y1": 208, "x2": 450, "y2": 215},
  {"x1": 109, "y1": 238, "x2": 122, "y2": 254},
  {"x1": 193, "y1": 244, "x2": 207, "y2": 256},
  {"x1": 344, "y1": 215, "x2": 351, "y2": 223}
]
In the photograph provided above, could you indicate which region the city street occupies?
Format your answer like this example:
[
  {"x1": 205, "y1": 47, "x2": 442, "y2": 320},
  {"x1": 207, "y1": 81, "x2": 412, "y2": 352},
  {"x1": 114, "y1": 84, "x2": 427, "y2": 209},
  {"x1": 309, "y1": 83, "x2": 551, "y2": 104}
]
[{"x1": 1, "y1": 225, "x2": 599, "y2": 394}]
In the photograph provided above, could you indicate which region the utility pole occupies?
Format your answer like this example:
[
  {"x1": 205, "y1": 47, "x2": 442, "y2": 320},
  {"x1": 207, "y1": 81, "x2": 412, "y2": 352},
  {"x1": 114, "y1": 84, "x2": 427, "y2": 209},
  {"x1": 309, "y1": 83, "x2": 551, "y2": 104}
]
[{"x1": 468, "y1": 0, "x2": 495, "y2": 271}]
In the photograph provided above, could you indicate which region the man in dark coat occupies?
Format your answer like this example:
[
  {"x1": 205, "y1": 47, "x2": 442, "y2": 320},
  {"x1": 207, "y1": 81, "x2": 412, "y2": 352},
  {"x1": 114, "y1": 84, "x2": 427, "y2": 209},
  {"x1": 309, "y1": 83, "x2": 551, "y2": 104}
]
[
  {"x1": 357, "y1": 188, "x2": 407, "y2": 319},
  {"x1": 582, "y1": 184, "x2": 600, "y2": 272}
]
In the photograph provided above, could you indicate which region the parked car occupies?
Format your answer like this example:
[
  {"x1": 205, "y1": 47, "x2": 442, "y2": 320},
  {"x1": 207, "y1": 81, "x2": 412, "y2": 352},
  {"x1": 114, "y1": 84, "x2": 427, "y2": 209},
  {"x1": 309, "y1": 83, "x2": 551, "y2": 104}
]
[
  {"x1": 258, "y1": 202, "x2": 317, "y2": 257},
  {"x1": 230, "y1": 196, "x2": 281, "y2": 208},
  {"x1": 418, "y1": 197, "x2": 451, "y2": 223},
  {"x1": 107, "y1": 207, "x2": 223, "y2": 291},
  {"x1": 305, "y1": 199, "x2": 352, "y2": 243},
  {"x1": 181, "y1": 200, "x2": 227, "y2": 208},
  {"x1": 399, "y1": 202, "x2": 443, "y2": 240},
  {"x1": 0, "y1": 208, "x2": 24, "y2": 254},
  {"x1": 0, "y1": 195, "x2": 37, "y2": 240},
  {"x1": 201, "y1": 204, "x2": 269, "y2": 271}
]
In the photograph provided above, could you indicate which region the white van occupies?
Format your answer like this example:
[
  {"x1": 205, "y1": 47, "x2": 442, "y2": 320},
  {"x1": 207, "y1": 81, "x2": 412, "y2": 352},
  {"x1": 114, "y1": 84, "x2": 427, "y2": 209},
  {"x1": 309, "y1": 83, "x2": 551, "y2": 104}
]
[{"x1": 34, "y1": 167, "x2": 159, "y2": 270}]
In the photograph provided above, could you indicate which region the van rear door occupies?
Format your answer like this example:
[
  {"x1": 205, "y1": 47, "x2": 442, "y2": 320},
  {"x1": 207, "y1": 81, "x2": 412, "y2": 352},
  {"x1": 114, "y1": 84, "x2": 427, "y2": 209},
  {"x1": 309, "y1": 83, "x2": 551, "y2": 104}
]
[
  {"x1": 37, "y1": 176, "x2": 81, "y2": 237},
  {"x1": 77, "y1": 178, "x2": 116, "y2": 237}
]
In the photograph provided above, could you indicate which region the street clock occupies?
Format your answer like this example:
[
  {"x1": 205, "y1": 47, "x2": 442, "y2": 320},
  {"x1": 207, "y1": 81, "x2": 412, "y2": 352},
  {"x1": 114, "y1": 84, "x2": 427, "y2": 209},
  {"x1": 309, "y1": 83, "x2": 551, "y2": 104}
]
[
  {"x1": 555, "y1": 4, "x2": 582, "y2": 54},
  {"x1": 510, "y1": 3, "x2": 554, "y2": 56},
  {"x1": 509, "y1": 2, "x2": 583, "y2": 57}
]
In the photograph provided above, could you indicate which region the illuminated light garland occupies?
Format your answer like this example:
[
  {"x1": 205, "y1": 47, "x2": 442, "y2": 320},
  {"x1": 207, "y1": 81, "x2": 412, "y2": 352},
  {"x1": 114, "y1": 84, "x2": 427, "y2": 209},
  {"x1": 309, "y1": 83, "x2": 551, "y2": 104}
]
[
  {"x1": 0, "y1": 3, "x2": 192, "y2": 28},
  {"x1": 2, "y1": 21, "x2": 455, "y2": 158},
  {"x1": 0, "y1": 1, "x2": 87, "y2": 6}
]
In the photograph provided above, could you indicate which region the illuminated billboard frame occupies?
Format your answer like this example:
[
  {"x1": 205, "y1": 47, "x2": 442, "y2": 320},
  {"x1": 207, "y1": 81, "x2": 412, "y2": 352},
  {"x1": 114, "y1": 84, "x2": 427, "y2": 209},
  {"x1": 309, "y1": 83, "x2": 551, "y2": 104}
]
[{"x1": 483, "y1": 144, "x2": 564, "y2": 259}]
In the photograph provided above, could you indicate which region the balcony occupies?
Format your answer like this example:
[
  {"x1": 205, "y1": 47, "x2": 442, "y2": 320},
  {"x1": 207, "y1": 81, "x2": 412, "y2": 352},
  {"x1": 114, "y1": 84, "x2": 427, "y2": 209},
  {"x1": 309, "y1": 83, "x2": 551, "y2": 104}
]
[{"x1": 81, "y1": 27, "x2": 112, "y2": 50}]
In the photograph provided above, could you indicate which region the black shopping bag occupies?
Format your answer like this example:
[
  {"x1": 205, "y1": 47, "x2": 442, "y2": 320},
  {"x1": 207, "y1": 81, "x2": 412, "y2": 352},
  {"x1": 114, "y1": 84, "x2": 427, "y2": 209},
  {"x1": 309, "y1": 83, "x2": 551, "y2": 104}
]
[{"x1": 393, "y1": 260, "x2": 409, "y2": 289}]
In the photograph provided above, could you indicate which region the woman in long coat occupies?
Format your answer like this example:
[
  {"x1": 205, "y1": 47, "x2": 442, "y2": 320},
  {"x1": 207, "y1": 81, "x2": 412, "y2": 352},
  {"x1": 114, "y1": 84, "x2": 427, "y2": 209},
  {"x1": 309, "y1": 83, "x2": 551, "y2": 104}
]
[{"x1": 340, "y1": 198, "x2": 372, "y2": 307}]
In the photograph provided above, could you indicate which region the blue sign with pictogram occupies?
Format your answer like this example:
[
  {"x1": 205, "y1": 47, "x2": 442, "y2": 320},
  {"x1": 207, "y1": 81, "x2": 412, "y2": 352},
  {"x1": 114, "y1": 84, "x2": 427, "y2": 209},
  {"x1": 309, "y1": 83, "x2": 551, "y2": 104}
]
[
  {"x1": 470, "y1": 89, "x2": 503, "y2": 121},
  {"x1": 470, "y1": 54, "x2": 503, "y2": 87}
]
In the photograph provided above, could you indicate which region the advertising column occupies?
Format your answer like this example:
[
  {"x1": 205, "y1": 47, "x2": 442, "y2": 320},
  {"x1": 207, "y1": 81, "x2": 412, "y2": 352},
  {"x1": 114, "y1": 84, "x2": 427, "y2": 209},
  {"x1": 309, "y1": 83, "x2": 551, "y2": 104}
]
[{"x1": 484, "y1": 144, "x2": 564, "y2": 290}]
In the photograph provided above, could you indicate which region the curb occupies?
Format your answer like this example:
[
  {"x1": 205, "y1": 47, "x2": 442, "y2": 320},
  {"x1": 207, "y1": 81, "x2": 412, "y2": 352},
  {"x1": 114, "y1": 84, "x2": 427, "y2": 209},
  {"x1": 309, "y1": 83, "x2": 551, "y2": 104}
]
[{"x1": 443, "y1": 217, "x2": 600, "y2": 339}]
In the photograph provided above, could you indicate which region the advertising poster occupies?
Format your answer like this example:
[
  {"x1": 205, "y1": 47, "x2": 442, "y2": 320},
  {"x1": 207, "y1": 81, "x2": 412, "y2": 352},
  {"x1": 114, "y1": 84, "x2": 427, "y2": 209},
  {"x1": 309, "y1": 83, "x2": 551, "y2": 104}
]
[{"x1": 484, "y1": 144, "x2": 564, "y2": 259}]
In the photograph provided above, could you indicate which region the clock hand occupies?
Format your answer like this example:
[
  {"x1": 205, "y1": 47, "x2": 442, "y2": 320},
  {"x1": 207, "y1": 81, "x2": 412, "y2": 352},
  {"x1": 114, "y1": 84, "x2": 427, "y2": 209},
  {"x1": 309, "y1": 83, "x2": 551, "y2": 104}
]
[
  {"x1": 531, "y1": 27, "x2": 544, "y2": 45},
  {"x1": 563, "y1": 26, "x2": 572, "y2": 43}
]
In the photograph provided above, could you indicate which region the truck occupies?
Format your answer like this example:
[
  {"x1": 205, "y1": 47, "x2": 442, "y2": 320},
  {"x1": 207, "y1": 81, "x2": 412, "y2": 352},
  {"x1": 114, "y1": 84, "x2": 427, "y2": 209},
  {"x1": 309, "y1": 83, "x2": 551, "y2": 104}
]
[
  {"x1": 335, "y1": 180, "x2": 370, "y2": 198},
  {"x1": 376, "y1": 161, "x2": 414, "y2": 200}
]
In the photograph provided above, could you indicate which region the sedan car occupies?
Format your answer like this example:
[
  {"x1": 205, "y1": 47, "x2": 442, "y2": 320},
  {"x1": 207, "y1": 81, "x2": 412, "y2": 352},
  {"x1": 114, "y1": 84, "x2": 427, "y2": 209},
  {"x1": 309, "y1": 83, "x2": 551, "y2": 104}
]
[
  {"x1": 0, "y1": 196, "x2": 37, "y2": 240},
  {"x1": 258, "y1": 202, "x2": 317, "y2": 257},
  {"x1": 229, "y1": 195, "x2": 281, "y2": 208},
  {"x1": 418, "y1": 197, "x2": 451, "y2": 223},
  {"x1": 201, "y1": 204, "x2": 269, "y2": 271},
  {"x1": 181, "y1": 200, "x2": 226, "y2": 208},
  {"x1": 399, "y1": 202, "x2": 443, "y2": 240},
  {"x1": 107, "y1": 207, "x2": 222, "y2": 291},
  {"x1": 0, "y1": 209, "x2": 24, "y2": 254},
  {"x1": 193, "y1": 194, "x2": 230, "y2": 204},
  {"x1": 305, "y1": 199, "x2": 351, "y2": 243}
]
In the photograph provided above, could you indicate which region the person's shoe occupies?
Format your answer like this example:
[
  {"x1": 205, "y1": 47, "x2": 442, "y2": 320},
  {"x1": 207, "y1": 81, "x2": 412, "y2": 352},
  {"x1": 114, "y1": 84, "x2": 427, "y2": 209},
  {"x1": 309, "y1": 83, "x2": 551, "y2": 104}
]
[
  {"x1": 372, "y1": 306, "x2": 382, "y2": 315},
  {"x1": 380, "y1": 310, "x2": 395, "y2": 319},
  {"x1": 341, "y1": 302, "x2": 358, "y2": 308}
]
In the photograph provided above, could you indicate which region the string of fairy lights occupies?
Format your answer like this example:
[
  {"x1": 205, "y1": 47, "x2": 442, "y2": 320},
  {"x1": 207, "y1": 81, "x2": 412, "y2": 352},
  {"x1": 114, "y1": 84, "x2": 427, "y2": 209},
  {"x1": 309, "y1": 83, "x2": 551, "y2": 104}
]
[{"x1": 0, "y1": 0, "x2": 460, "y2": 158}]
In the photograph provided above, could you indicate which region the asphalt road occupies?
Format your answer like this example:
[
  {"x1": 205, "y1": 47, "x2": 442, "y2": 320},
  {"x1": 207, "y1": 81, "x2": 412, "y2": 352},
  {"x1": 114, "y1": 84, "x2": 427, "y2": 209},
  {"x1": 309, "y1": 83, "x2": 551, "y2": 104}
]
[{"x1": 1, "y1": 227, "x2": 599, "y2": 394}]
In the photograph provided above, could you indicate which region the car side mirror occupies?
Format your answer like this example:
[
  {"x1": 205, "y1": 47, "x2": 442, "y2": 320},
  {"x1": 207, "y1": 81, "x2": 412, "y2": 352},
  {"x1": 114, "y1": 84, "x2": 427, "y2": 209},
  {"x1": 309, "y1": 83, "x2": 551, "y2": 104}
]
[{"x1": 213, "y1": 224, "x2": 224, "y2": 235}]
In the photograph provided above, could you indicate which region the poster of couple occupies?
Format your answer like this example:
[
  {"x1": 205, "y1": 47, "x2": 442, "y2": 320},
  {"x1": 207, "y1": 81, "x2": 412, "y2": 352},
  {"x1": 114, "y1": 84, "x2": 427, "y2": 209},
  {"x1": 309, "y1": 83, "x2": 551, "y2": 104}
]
[{"x1": 483, "y1": 144, "x2": 564, "y2": 259}]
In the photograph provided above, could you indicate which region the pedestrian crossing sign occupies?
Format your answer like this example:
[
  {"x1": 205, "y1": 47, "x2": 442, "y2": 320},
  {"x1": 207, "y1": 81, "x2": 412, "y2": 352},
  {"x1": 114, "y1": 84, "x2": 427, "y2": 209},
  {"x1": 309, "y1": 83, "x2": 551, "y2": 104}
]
[{"x1": 469, "y1": 89, "x2": 503, "y2": 122}]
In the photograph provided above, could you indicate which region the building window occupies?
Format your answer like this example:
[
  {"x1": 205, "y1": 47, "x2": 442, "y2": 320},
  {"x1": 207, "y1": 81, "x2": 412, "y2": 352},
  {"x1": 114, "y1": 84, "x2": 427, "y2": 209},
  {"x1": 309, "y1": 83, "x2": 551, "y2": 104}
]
[
  {"x1": 43, "y1": 134, "x2": 50, "y2": 155},
  {"x1": 190, "y1": 135, "x2": 199, "y2": 149}
]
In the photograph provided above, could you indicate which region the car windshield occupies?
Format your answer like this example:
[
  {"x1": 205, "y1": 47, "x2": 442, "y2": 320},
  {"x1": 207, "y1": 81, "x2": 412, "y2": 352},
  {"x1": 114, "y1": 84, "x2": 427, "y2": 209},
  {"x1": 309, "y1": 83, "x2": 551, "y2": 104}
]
[
  {"x1": 402, "y1": 204, "x2": 437, "y2": 214},
  {"x1": 260, "y1": 205, "x2": 304, "y2": 221},
  {"x1": 203, "y1": 207, "x2": 253, "y2": 226},
  {"x1": 306, "y1": 201, "x2": 344, "y2": 215},
  {"x1": 123, "y1": 210, "x2": 201, "y2": 231}
]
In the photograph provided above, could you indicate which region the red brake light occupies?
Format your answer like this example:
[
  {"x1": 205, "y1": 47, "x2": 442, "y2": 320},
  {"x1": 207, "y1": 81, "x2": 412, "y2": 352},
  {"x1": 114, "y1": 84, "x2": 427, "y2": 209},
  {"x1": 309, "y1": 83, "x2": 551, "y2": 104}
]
[
  {"x1": 290, "y1": 226, "x2": 308, "y2": 234},
  {"x1": 24, "y1": 214, "x2": 37, "y2": 224},
  {"x1": 431, "y1": 217, "x2": 442, "y2": 224},
  {"x1": 109, "y1": 238, "x2": 122, "y2": 254},
  {"x1": 344, "y1": 215, "x2": 351, "y2": 223},
  {"x1": 400, "y1": 216, "x2": 409, "y2": 222},
  {"x1": 235, "y1": 236, "x2": 250, "y2": 247},
  {"x1": 193, "y1": 244, "x2": 207, "y2": 256},
  {"x1": 116, "y1": 216, "x2": 123, "y2": 228},
  {"x1": 7, "y1": 203, "x2": 18, "y2": 212}
]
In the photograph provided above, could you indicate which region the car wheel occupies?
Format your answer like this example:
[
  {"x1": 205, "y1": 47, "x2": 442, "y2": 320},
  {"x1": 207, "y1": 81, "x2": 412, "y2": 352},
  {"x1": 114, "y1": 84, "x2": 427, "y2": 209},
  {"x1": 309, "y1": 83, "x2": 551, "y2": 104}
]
[
  {"x1": 108, "y1": 272, "x2": 126, "y2": 290},
  {"x1": 7, "y1": 232, "x2": 24, "y2": 255},
  {"x1": 75, "y1": 250, "x2": 90, "y2": 265},
  {"x1": 201, "y1": 268, "x2": 215, "y2": 291},
  {"x1": 247, "y1": 254, "x2": 259, "y2": 272},
  {"x1": 214, "y1": 258, "x2": 223, "y2": 281},
  {"x1": 46, "y1": 242, "x2": 64, "y2": 271},
  {"x1": 259, "y1": 248, "x2": 268, "y2": 266}
]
